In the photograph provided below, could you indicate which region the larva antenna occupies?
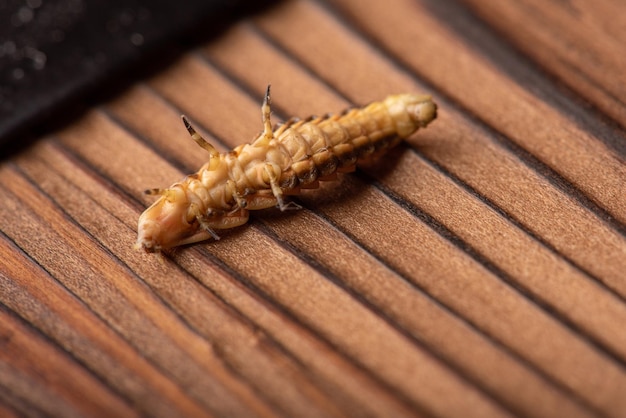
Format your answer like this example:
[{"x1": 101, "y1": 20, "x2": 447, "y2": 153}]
[
  {"x1": 144, "y1": 188, "x2": 165, "y2": 195},
  {"x1": 181, "y1": 115, "x2": 218, "y2": 157},
  {"x1": 263, "y1": 84, "x2": 271, "y2": 106},
  {"x1": 144, "y1": 188, "x2": 178, "y2": 202},
  {"x1": 253, "y1": 84, "x2": 274, "y2": 147}
]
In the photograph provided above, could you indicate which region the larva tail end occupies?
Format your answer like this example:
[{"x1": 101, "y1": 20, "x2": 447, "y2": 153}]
[
  {"x1": 384, "y1": 94, "x2": 438, "y2": 137},
  {"x1": 415, "y1": 100, "x2": 437, "y2": 127},
  {"x1": 408, "y1": 97, "x2": 437, "y2": 128}
]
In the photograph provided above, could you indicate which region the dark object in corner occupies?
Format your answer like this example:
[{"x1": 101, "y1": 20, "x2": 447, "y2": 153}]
[{"x1": 0, "y1": 0, "x2": 280, "y2": 155}]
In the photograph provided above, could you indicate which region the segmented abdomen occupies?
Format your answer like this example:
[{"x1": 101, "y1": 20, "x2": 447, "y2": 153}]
[{"x1": 272, "y1": 94, "x2": 437, "y2": 189}]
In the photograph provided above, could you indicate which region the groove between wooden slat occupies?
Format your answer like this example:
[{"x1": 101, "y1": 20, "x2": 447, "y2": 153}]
[
  {"x1": 0, "y1": 388, "x2": 30, "y2": 418},
  {"x1": 0, "y1": 305, "x2": 138, "y2": 418},
  {"x1": 459, "y1": 0, "x2": 626, "y2": 129},
  {"x1": 329, "y1": 0, "x2": 626, "y2": 221},
  {"x1": 0, "y1": 226, "x2": 273, "y2": 418}
]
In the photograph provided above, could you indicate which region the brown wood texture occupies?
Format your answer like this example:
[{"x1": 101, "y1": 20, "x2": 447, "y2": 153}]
[{"x1": 1, "y1": 1, "x2": 625, "y2": 417}]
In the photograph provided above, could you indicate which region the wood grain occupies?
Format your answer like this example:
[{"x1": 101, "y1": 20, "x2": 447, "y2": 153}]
[{"x1": 1, "y1": 0, "x2": 624, "y2": 417}]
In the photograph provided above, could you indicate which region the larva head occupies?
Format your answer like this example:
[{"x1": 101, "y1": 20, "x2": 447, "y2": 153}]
[{"x1": 135, "y1": 186, "x2": 203, "y2": 253}]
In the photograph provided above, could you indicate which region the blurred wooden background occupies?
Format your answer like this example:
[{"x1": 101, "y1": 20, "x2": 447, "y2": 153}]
[{"x1": 1, "y1": 0, "x2": 625, "y2": 417}]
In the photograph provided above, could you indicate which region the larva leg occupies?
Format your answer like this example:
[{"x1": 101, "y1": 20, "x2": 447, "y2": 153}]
[
  {"x1": 245, "y1": 191, "x2": 278, "y2": 210},
  {"x1": 181, "y1": 115, "x2": 218, "y2": 157},
  {"x1": 227, "y1": 180, "x2": 247, "y2": 209},
  {"x1": 264, "y1": 164, "x2": 301, "y2": 211},
  {"x1": 177, "y1": 207, "x2": 250, "y2": 247},
  {"x1": 196, "y1": 215, "x2": 221, "y2": 240},
  {"x1": 189, "y1": 203, "x2": 221, "y2": 240}
]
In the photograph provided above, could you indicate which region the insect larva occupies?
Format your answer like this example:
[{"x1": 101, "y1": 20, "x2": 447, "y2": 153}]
[{"x1": 136, "y1": 86, "x2": 437, "y2": 253}]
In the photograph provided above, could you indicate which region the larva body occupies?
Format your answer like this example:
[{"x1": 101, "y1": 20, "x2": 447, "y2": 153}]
[{"x1": 136, "y1": 87, "x2": 437, "y2": 252}]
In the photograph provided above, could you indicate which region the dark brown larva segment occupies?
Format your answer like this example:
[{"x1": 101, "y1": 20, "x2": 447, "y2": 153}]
[{"x1": 136, "y1": 86, "x2": 437, "y2": 253}]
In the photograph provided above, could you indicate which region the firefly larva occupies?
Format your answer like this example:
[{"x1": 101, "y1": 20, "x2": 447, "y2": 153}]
[{"x1": 136, "y1": 86, "x2": 437, "y2": 253}]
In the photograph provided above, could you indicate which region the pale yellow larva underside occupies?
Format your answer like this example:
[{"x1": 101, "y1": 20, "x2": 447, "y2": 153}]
[{"x1": 136, "y1": 86, "x2": 437, "y2": 253}]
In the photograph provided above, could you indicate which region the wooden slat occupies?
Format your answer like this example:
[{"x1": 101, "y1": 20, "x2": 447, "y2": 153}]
[
  {"x1": 0, "y1": 229, "x2": 257, "y2": 418},
  {"x1": 0, "y1": 302, "x2": 137, "y2": 418},
  {"x1": 1, "y1": 0, "x2": 624, "y2": 417},
  {"x1": 326, "y1": 0, "x2": 625, "y2": 223},
  {"x1": 459, "y1": 0, "x2": 626, "y2": 128}
]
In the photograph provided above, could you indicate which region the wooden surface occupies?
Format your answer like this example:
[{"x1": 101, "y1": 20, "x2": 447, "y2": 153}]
[{"x1": 1, "y1": 0, "x2": 625, "y2": 417}]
